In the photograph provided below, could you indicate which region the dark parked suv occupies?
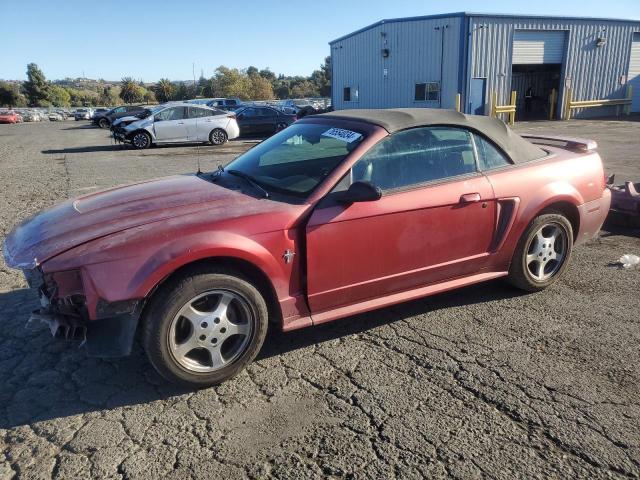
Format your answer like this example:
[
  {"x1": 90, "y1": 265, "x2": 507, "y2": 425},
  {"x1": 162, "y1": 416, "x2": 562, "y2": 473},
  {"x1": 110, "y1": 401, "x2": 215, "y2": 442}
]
[
  {"x1": 234, "y1": 106, "x2": 296, "y2": 136},
  {"x1": 92, "y1": 105, "x2": 147, "y2": 129}
]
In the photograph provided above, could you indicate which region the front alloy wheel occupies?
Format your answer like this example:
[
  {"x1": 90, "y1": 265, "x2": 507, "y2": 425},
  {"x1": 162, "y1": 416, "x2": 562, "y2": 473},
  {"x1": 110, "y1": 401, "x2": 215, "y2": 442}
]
[
  {"x1": 168, "y1": 290, "x2": 253, "y2": 373},
  {"x1": 131, "y1": 131, "x2": 151, "y2": 149},
  {"x1": 142, "y1": 266, "x2": 268, "y2": 387}
]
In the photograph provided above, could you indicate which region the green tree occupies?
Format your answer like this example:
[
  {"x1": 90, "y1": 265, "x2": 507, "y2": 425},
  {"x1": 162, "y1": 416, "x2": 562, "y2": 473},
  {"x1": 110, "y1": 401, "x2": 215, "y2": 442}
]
[
  {"x1": 259, "y1": 68, "x2": 276, "y2": 83},
  {"x1": 248, "y1": 74, "x2": 275, "y2": 100},
  {"x1": 143, "y1": 89, "x2": 157, "y2": 104},
  {"x1": 0, "y1": 82, "x2": 25, "y2": 107},
  {"x1": 211, "y1": 66, "x2": 251, "y2": 99},
  {"x1": 48, "y1": 85, "x2": 71, "y2": 107},
  {"x1": 98, "y1": 86, "x2": 120, "y2": 106},
  {"x1": 154, "y1": 78, "x2": 175, "y2": 103},
  {"x1": 120, "y1": 77, "x2": 144, "y2": 104},
  {"x1": 310, "y1": 56, "x2": 331, "y2": 97},
  {"x1": 173, "y1": 83, "x2": 189, "y2": 100},
  {"x1": 290, "y1": 80, "x2": 318, "y2": 98},
  {"x1": 22, "y1": 63, "x2": 49, "y2": 106}
]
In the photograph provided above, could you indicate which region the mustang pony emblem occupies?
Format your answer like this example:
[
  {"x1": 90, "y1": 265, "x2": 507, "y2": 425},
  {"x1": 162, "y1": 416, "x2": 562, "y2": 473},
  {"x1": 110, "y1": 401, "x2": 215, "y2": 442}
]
[{"x1": 283, "y1": 250, "x2": 295, "y2": 264}]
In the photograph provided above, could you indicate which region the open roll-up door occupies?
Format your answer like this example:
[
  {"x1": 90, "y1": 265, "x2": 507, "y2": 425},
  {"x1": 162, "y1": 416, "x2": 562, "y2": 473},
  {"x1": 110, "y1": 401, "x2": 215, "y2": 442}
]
[
  {"x1": 512, "y1": 30, "x2": 566, "y2": 64},
  {"x1": 628, "y1": 33, "x2": 640, "y2": 112}
]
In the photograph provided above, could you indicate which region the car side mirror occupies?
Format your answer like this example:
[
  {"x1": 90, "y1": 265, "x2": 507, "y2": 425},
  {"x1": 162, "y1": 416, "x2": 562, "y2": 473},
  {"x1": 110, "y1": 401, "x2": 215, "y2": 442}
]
[{"x1": 338, "y1": 181, "x2": 382, "y2": 204}]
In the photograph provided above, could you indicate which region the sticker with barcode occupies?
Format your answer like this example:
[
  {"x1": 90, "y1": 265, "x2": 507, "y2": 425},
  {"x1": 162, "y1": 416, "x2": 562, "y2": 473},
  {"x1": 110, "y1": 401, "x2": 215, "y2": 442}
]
[{"x1": 322, "y1": 127, "x2": 362, "y2": 143}]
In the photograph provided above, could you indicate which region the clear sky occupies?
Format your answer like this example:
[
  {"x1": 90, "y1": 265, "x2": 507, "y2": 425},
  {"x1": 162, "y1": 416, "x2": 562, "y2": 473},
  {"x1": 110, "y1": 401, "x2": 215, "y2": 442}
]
[{"x1": 2, "y1": 0, "x2": 639, "y2": 82}]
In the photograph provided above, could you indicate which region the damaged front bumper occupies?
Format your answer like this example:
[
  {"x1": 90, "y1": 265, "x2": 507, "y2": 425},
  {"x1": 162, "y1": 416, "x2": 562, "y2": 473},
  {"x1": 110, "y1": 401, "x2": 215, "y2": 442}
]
[{"x1": 24, "y1": 268, "x2": 142, "y2": 358}]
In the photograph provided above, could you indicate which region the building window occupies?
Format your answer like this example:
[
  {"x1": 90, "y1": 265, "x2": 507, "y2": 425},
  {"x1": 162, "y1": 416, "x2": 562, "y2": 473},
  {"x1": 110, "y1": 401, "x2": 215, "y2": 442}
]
[
  {"x1": 343, "y1": 86, "x2": 358, "y2": 102},
  {"x1": 414, "y1": 82, "x2": 440, "y2": 102}
]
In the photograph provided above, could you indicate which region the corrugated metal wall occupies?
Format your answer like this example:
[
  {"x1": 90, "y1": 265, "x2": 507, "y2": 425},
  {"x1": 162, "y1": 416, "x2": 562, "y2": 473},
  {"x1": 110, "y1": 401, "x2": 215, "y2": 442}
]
[
  {"x1": 330, "y1": 16, "x2": 464, "y2": 110},
  {"x1": 468, "y1": 16, "x2": 640, "y2": 118}
]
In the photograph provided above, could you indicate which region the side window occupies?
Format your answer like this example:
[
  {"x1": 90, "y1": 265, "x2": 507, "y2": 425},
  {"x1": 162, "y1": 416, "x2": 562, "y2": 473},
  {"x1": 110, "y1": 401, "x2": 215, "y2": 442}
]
[
  {"x1": 155, "y1": 107, "x2": 186, "y2": 122},
  {"x1": 351, "y1": 127, "x2": 477, "y2": 191},
  {"x1": 240, "y1": 108, "x2": 256, "y2": 117},
  {"x1": 474, "y1": 134, "x2": 511, "y2": 170},
  {"x1": 188, "y1": 107, "x2": 211, "y2": 119},
  {"x1": 114, "y1": 106, "x2": 126, "y2": 113},
  {"x1": 414, "y1": 82, "x2": 440, "y2": 102}
]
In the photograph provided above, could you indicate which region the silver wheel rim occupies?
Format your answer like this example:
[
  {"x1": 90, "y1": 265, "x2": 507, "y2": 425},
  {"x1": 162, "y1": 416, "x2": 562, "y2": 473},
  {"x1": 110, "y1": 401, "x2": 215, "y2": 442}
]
[
  {"x1": 133, "y1": 133, "x2": 148, "y2": 148},
  {"x1": 168, "y1": 290, "x2": 253, "y2": 373},
  {"x1": 211, "y1": 130, "x2": 226, "y2": 144},
  {"x1": 525, "y1": 223, "x2": 567, "y2": 282}
]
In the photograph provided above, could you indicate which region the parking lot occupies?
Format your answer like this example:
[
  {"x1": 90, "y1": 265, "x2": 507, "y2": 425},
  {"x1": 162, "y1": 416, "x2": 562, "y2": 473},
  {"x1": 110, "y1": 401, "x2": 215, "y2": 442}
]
[{"x1": 0, "y1": 119, "x2": 639, "y2": 479}]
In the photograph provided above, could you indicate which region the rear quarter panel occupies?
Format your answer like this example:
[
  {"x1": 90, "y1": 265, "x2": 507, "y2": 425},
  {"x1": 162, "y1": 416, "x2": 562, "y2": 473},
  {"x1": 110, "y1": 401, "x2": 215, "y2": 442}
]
[{"x1": 486, "y1": 147, "x2": 606, "y2": 270}]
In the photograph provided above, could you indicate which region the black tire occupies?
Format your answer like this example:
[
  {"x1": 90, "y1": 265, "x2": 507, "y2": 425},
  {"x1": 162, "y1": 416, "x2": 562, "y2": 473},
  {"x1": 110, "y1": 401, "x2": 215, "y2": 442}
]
[
  {"x1": 142, "y1": 265, "x2": 269, "y2": 387},
  {"x1": 131, "y1": 131, "x2": 151, "y2": 150},
  {"x1": 209, "y1": 128, "x2": 227, "y2": 145},
  {"x1": 507, "y1": 212, "x2": 573, "y2": 292},
  {"x1": 98, "y1": 117, "x2": 110, "y2": 129}
]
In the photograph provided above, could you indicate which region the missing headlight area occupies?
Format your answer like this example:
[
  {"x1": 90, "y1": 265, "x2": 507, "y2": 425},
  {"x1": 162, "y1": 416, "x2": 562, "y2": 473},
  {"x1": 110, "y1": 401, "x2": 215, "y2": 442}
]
[{"x1": 27, "y1": 269, "x2": 88, "y2": 340}]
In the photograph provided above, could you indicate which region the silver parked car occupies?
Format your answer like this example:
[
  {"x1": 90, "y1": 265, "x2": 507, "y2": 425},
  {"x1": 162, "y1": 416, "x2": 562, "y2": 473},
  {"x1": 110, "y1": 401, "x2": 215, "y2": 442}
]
[
  {"x1": 74, "y1": 108, "x2": 93, "y2": 120},
  {"x1": 113, "y1": 103, "x2": 240, "y2": 149}
]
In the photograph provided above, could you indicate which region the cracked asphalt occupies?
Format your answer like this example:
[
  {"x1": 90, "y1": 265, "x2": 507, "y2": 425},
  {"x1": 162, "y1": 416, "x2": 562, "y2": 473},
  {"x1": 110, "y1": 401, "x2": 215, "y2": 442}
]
[{"x1": 0, "y1": 119, "x2": 639, "y2": 479}]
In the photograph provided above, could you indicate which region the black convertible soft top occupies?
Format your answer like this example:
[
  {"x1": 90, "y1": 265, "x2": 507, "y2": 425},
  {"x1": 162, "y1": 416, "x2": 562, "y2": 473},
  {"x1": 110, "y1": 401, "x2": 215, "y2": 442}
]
[{"x1": 316, "y1": 108, "x2": 546, "y2": 164}]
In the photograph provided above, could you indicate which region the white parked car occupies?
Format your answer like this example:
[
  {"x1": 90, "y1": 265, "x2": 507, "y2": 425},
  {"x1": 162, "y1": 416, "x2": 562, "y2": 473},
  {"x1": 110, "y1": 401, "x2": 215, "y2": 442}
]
[
  {"x1": 113, "y1": 103, "x2": 239, "y2": 149},
  {"x1": 74, "y1": 108, "x2": 93, "y2": 120}
]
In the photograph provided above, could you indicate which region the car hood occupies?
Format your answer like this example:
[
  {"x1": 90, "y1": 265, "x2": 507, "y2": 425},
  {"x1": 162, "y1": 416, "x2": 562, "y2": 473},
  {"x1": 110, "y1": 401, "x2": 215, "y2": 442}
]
[
  {"x1": 113, "y1": 115, "x2": 140, "y2": 126},
  {"x1": 3, "y1": 174, "x2": 300, "y2": 269}
]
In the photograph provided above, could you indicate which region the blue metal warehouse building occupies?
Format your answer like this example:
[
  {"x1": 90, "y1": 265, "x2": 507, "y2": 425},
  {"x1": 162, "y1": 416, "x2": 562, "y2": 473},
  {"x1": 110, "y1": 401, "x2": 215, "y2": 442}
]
[{"x1": 330, "y1": 12, "x2": 640, "y2": 119}]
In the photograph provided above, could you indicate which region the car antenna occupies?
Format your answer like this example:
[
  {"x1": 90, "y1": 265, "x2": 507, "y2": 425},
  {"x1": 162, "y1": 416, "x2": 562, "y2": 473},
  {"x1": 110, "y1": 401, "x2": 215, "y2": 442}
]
[{"x1": 195, "y1": 142, "x2": 202, "y2": 175}]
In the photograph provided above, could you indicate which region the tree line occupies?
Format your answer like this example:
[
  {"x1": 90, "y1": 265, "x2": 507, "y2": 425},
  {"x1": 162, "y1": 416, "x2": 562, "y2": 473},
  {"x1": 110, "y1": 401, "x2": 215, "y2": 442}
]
[{"x1": 0, "y1": 59, "x2": 331, "y2": 108}]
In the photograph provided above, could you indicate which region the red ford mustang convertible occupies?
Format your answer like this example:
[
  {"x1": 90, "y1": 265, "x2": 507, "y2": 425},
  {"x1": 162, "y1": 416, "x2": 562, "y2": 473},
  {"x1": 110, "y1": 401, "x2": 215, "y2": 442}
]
[{"x1": 4, "y1": 109, "x2": 611, "y2": 386}]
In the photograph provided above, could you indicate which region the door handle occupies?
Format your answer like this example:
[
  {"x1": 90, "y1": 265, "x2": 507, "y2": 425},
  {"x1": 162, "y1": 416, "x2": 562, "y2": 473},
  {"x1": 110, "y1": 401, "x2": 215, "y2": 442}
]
[{"x1": 460, "y1": 193, "x2": 481, "y2": 203}]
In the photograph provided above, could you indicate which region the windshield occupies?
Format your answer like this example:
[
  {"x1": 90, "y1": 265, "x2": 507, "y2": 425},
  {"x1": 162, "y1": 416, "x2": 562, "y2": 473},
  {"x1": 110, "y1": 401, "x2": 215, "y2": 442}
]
[{"x1": 223, "y1": 123, "x2": 365, "y2": 197}]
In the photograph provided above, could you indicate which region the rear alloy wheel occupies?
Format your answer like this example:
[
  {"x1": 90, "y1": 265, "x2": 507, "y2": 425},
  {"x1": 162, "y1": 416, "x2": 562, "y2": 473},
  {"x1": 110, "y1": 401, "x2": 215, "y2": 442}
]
[
  {"x1": 142, "y1": 266, "x2": 268, "y2": 387},
  {"x1": 98, "y1": 117, "x2": 110, "y2": 129},
  {"x1": 507, "y1": 213, "x2": 573, "y2": 292},
  {"x1": 131, "y1": 131, "x2": 151, "y2": 149},
  {"x1": 210, "y1": 128, "x2": 227, "y2": 145}
]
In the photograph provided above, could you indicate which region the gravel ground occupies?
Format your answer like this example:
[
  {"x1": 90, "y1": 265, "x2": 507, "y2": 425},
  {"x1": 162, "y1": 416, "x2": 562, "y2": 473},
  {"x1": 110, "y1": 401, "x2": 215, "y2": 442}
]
[{"x1": 0, "y1": 119, "x2": 639, "y2": 479}]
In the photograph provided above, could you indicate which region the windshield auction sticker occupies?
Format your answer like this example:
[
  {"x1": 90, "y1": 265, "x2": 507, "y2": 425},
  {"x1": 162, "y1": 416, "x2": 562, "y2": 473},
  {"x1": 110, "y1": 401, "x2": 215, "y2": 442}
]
[{"x1": 322, "y1": 128, "x2": 362, "y2": 143}]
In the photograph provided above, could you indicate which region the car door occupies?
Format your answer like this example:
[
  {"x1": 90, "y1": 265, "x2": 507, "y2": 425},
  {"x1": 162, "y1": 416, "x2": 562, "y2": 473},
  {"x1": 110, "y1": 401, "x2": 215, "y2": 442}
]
[
  {"x1": 190, "y1": 106, "x2": 225, "y2": 141},
  {"x1": 153, "y1": 106, "x2": 188, "y2": 142},
  {"x1": 257, "y1": 107, "x2": 278, "y2": 134},
  {"x1": 185, "y1": 106, "x2": 206, "y2": 141},
  {"x1": 237, "y1": 108, "x2": 258, "y2": 135},
  {"x1": 305, "y1": 126, "x2": 498, "y2": 314}
]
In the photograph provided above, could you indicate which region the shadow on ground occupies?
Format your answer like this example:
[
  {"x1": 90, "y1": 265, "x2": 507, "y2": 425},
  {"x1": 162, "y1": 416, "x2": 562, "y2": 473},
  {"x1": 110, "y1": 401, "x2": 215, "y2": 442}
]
[
  {"x1": 42, "y1": 144, "x2": 127, "y2": 154},
  {"x1": 0, "y1": 279, "x2": 523, "y2": 429}
]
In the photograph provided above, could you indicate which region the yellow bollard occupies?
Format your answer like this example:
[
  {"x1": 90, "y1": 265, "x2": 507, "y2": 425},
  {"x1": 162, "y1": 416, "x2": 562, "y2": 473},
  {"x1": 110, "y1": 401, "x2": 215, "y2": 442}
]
[
  {"x1": 509, "y1": 90, "x2": 517, "y2": 125},
  {"x1": 455, "y1": 93, "x2": 461, "y2": 112}
]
